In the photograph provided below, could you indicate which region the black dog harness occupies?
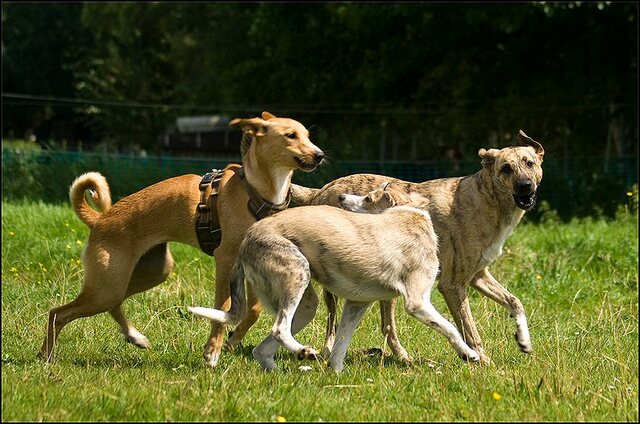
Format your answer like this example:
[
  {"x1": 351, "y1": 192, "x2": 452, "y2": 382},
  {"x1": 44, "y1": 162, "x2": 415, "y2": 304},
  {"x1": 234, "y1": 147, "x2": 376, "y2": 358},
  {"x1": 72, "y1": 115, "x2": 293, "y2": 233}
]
[{"x1": 195, "y1": 167, "x2": 291, "y2": 255}]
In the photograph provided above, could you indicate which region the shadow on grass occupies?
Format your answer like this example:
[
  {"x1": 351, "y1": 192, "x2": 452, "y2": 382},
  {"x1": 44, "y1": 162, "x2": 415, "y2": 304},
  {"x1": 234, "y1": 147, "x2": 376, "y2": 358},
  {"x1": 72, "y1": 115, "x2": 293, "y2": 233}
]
[{"x1": 14, "y1": 341, "x2": 416, "y2": 373}]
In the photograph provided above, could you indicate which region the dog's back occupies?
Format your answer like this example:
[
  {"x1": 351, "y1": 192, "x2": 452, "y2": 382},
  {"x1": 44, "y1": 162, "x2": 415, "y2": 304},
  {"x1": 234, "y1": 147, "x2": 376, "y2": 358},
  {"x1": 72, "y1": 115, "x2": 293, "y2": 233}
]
[{"x1": 239, "y1": 205, "x2": 438, "y2": 303}]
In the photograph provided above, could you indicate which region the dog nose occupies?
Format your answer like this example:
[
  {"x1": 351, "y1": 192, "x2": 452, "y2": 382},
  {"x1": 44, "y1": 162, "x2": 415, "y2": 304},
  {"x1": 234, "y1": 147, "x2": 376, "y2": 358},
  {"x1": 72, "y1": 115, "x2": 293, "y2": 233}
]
[
  {"x1": 338, "y1": 194, "x2": 346, "y2": 202},
  {"x1": 516, "y1": 180, "x2": 533, "y2": 194},
  {"x1": 314, "y1": 151, "x2": 325, "y2": 163}
]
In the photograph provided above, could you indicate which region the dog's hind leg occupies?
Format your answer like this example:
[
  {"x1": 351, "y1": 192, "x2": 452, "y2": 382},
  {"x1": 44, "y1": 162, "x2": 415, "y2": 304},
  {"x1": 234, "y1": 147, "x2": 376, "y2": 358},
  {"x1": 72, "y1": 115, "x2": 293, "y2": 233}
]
[
  {"x1": 203, "y1": 244, "x2": 240, "y2": 368},
  {"x1": 328, "y1": 300, "x2": 371, "y2": 372},
  {"x1": 380, "y1": 299, "x2": 413, "y2": 362},
  {"x1": 321, "y1": 290, "x2": 338, "y2": 357},
  {"x1": 109, "y1": 243, "x2": 175, "y2": 349},
  {"x1": 471, "y1": 268, "x2": 532, "y2": 354},
  {"x1": 109, "y1": 305, "x2": 150, "y2": 349},
  {"x1": 253, "y1": 285, "x2": 319, "y2": 370},
  {"x1": 39, "y1": 265, "x2": 131, "y2": 362},
  {"x1": 126, "y1": 243, "x2": 174, "y2": 296}
]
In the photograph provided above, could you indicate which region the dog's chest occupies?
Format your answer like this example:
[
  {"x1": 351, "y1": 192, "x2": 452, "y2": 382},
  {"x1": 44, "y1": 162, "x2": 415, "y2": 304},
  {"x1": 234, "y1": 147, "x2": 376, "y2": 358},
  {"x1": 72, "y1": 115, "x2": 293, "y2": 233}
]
[{"x1": 480, "y1": 215, "x2": 521, "y2": 267}]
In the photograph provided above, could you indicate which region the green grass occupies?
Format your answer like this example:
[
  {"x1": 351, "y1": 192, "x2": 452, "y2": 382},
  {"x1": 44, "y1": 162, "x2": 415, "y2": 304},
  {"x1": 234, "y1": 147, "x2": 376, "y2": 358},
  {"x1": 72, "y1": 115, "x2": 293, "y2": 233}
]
[{"x1": 2, "y1": 200, "x2": 638, "y2": 422}]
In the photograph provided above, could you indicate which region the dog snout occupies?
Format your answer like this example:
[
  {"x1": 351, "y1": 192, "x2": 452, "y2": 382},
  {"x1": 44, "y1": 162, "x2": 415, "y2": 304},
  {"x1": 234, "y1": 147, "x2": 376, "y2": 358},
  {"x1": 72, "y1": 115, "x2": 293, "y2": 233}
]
[
  {"x1": 515, "y1": 179, "x2": 534, "y2": 195},
  {"x1": 314, "y1": 151, "x2": 325, "y2": 164}
]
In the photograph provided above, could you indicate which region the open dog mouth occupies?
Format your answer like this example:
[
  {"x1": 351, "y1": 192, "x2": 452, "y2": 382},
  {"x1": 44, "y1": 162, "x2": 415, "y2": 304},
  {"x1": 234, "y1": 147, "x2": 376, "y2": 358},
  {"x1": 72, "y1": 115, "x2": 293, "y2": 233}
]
[{"x1": 513, "y1": 192, "x2": 537, "y2": 210}]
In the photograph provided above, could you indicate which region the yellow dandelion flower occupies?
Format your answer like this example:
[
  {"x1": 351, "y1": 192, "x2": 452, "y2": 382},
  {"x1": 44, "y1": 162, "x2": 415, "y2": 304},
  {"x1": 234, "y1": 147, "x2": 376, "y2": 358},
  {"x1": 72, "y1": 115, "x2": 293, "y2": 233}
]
[
  {"x1": 66, "y1": 244, "x2": 72, "y2": 249},
  {"x1": 627, "y1": 191, "x2": 633, "y2": 197},
  {"x1": 492, "y1": 391, "x2": 501, "y2": 401},
  {"x1": 9, "y1": 231, "x2": 15, "y2": 236},
  {"x1": 76, "y1": 259, "x2": 81, "y2": 265},
  {"x1": 10, "y1": 267, "x2": 18, "y2": 273},
  {"x1": 71, "y1": 228, "x2": 76, "y2": 233},
  {"x1": 42, "y1": 267, "x2": 48, "y2": 272},
  {"x1": 535, "y1": 274, "x2": 542, "y2": 281},
  {"x1": 65, "y1": 223, "x2": 70, "y2": 227},
  {"x1": 76, "y1": 240, "x2": 82, "y2": 245},
  {"x1": 275, "y1": 416, "x2": 286, "y2": 422}
]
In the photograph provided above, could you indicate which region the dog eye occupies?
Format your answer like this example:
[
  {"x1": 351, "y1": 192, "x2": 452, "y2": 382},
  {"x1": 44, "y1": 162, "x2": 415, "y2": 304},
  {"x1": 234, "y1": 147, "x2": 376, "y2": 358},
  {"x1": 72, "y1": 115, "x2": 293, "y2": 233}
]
[
  {"x1": 364, "y1": 195, "x2": 372, "y2": 203},
  {"x1": 500, "y1": 164, "x2": 513, "y2": 174},
  {"x1": 285, "y1": 133, "x2": 297, "y2": 140},
  {"x1": 526, "y1": 160, "x2": 534, "y2": 168}
]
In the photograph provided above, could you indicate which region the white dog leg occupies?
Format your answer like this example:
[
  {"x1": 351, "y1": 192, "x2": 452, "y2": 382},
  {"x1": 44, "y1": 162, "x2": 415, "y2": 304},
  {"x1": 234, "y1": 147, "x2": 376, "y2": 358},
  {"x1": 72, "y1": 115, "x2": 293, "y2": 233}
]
[
  {"x1": 328, "y1": 300, "x2": 371, "y2": 373},
  {"x1": 471, "y1": 269, "x2": 532, "y2": 353},
  {"x1": 253, "y1": 286, "x2": 319, "y2": 370}
]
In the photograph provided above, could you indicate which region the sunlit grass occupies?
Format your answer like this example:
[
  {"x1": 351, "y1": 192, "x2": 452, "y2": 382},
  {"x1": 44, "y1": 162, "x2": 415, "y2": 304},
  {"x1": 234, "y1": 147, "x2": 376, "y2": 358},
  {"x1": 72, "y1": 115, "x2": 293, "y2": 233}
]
[{"x1": 1, "y1": 200, "x2": 637, "y2": 421}]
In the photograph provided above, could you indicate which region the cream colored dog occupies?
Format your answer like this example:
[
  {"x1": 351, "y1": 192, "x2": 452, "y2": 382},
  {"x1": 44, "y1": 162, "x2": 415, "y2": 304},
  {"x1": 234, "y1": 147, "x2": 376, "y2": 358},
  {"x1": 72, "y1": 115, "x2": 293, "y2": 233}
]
[
  {"x1": 39, "y1": 112, "x2": 325, "y2": 367},
  {"x1": 189, "y1": 204, "x2": 479, "y2": 372},
  {"x1": 292, "y1": 131, "x2": 544, "y2": 364}
]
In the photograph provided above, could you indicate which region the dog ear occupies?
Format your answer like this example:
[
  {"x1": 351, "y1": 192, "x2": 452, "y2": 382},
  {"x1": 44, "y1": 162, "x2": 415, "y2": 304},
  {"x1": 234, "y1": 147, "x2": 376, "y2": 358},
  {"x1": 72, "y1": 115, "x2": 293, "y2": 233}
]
[
  {"x1": 518, "y1": 130, "x2": 545, "y2": 161},
  {"x1": 478, "y1": 148, "x2": 499, "y2": 167},
  {"x1": 380, "y1": 181, "x2": 391, "y2": 191},
  {"x1": 229, "y1": 117, "x2": 269, "y2": 137},
  {"x1": 383, "y1": 191, "x2": 395, "y2": 206},
  {"x1": 262, "y1": 111, "x2": 277, "y2": 120}
]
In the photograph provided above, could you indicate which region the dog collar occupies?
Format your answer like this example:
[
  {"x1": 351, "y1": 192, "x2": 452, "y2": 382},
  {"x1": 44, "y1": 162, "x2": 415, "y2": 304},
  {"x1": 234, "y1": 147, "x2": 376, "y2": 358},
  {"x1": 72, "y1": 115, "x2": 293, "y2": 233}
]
[{"x1": 237, "y1": 167, "x2": 291, "y2": 220}]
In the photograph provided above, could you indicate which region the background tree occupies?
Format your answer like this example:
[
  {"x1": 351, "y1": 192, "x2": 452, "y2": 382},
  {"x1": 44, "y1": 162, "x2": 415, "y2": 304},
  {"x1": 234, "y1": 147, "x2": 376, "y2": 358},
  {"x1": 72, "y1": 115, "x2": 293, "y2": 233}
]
[{"x1": 2, "y1": 2, "x2": 637, "y2": 160}]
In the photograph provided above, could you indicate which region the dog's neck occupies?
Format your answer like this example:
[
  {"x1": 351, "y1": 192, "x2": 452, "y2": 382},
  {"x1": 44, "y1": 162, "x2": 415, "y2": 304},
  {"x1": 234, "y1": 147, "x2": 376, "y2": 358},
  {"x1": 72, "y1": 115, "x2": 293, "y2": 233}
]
[
  {"x1": 474, "y1": 170, "x2": 525, "y2": 223},
  {"x1": 243, "y1": 149, "x2": 293, "y2": 206}
]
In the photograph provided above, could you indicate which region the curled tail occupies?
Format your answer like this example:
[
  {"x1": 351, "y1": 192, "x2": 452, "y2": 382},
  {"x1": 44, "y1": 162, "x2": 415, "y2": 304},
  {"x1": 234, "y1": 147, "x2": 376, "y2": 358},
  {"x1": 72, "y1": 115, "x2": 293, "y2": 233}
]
[
  {"x1": 189, "y1": 261, "x2": 246, "y2": 324},
  {"x1": 291, "y1": 183, "x2": 320, "y2": 206},
  {"x1": 69, "y1": 172, "x2": 112, "y2": 228}
]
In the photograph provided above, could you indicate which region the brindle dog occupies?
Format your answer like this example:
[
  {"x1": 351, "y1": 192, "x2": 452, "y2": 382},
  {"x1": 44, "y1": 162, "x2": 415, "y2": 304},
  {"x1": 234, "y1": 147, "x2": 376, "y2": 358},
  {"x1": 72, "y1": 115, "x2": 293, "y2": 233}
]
[{"x1": 292, "y1": 130, "x2": 544, "y2": 364}]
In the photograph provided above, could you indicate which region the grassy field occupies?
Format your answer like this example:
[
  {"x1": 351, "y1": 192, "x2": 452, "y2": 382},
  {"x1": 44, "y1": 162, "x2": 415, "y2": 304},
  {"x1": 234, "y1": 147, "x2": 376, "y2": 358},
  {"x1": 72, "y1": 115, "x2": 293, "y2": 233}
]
[{"x1": 2, "y1": 200, "x2": 638, "y2": 422}]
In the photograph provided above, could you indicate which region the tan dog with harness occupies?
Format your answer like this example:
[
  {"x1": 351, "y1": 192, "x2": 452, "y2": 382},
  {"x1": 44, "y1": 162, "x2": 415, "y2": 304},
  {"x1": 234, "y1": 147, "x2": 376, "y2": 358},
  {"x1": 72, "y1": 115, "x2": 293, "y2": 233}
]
[{"x1": 39, "y1": 112, "x2": 325, "y2": 367}]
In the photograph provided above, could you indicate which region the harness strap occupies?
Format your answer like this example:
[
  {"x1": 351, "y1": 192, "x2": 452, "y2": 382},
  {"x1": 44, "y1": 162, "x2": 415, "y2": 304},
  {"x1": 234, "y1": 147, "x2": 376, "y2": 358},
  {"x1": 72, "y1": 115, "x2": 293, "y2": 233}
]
[
  {"x1": 195, "y1": 166, "x2": 291, "y2": 256},
  {"x1": 195, "y1": 169, "x2": 225, "y2": 256}
]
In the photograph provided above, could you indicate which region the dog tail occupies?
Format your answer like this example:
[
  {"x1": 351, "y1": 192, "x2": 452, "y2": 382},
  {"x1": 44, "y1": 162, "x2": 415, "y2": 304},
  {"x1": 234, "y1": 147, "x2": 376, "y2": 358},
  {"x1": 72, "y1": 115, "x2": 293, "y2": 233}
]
[
  {"x1": 69, "y1": 172, "x2": 112, "y2": 228},
  {"x1": 188, "y1": 261, "x2": 246, "y2": 325},
  {"x1": 291, "y1": 184, "x2": 320, "y2": 206}
]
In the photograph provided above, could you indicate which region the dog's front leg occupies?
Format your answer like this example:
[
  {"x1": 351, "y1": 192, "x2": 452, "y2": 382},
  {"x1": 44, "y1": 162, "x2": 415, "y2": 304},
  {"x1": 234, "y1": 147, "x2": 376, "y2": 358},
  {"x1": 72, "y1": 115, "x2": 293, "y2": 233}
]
[
  {"x1": 226, "y1": 284, "x2": 263, "y2": 347},
  {"x1": 380, "y1": 299, "x2": 413, "y2": 362},
  {"x1": 471, "y1": 268, "x2": 532, "y2": 354},
  {"x1": 203, "y1": 249, "x2": 235, "y2": 368},
  {"x1": 437, "y1": 277, "x2": 490, "y2": 364}
]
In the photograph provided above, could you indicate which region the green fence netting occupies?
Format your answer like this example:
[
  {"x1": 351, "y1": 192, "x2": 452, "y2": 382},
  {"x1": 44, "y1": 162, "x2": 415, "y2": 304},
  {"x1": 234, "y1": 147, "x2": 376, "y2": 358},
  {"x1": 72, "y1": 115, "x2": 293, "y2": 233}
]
[{"x1": 2, "y1": 149, "x2": 637, "y2": 221}]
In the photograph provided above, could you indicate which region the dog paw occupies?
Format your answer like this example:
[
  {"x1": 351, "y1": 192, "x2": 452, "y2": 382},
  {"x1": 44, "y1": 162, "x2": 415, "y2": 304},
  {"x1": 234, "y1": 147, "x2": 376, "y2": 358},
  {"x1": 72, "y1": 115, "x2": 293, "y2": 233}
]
[
  {"x1": 203, "y1": 351, "x2": 220, "y2": 368},
  {"x1": 124, "y1": 328, "x2": 150, "y2": 349},
  {"x1": 125, "y1": 335, "x2": 150, "y2": 349},
  {"x1": 329, "y1": 360, "x2": 345, "y2": 373},
  {"x1": 297, "y1": 347, "x2": 319, "y2": 361},
  {"x1": 459, "y1": 348, "x2": 481, "y2": 363}
]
